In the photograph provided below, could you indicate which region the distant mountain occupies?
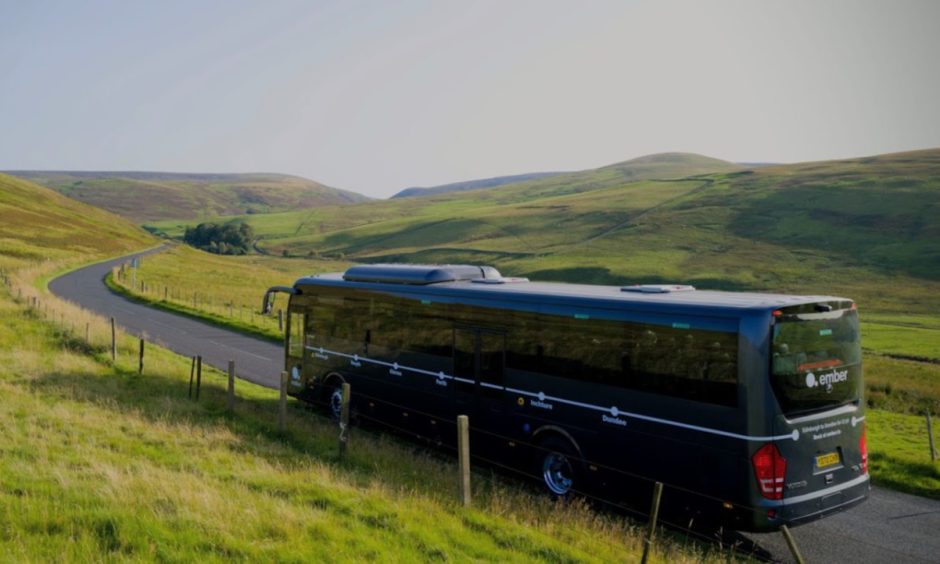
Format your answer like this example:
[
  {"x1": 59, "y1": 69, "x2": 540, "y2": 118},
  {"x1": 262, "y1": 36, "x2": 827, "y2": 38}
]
[
  {"x1": 392, "y1": 172, "x2": 565, "y2": 199},
  {"x1": 597, "y1": 152, "x2": 743, "y2": 178},
  {"x1": 3, "y1": 171, "x2": 370, "y2": 223},
  {"x1": 391, "y1": 152, "x2": 741, "y2": 200}
]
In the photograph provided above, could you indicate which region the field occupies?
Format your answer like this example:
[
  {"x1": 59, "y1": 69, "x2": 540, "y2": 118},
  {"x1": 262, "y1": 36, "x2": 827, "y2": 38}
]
[
  {"x1": 4, "y1": 171, "x2": 369, "y2": 223},
  {"x1": 149, "y1": 150, "x2": 940, "y2": 357},
  {"x1": 0, "y1": 176, "x2": 724, "y2": 560}
]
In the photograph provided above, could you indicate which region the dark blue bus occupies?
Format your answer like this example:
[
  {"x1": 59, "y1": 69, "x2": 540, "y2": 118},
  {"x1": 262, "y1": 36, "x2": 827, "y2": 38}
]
[{"x1": 263, "y1": 264, "x2": 869, "y2": 531}]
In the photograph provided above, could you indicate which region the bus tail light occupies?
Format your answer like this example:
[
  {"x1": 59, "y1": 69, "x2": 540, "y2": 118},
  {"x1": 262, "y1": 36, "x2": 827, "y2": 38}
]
[
  {"x1": 752, "y1": 443, "x2": 786, "y2": 500},
  {"x1": 859, "y1": 425, "x2": 868, "y2": 474}
]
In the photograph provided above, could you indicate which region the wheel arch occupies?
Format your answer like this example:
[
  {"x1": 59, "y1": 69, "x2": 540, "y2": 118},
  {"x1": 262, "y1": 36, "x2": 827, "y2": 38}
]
[{"x1": 531, "y1": 425, "x2": 584, "y2": 459}]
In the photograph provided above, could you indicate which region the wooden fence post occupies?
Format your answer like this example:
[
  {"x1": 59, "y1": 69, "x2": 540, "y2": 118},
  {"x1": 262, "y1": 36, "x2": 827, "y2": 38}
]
[
  {"x1": 188, "y1": 356, "x2": 196, "y2": 398},
  {"x1": 138, "y1": 338, "x2": 145, "y2": 374},
  {"x1": 338, "y1": 383, "x2": 351, "y2": 459},
  {"x1": 110, "y1": 317, "x2": 116, "y2": 361},
  {"x1": 928, "y1": 411, "x2": 937, "y2": 462},
  {"x1": 641, "y1": 482, "x2": 664, "y2": 564},
  {"x1": 227, "y1": 360, "x2": 236, "y2": 413},
  {"x1": 195, "y1": 356, "x2": 202, "y2": 400},
  {"x1": 164, "y1": 286, "x2": 168, "y2": 301},
  {"x1": 780, "y1": 524, "x2": 805, "y2": 564},
  {"x1": 278, "y1": 371, "x2": 288, "y2": 432},
  {"x1": 458, "y1": 414, "x2": 471, "y2": 507}
]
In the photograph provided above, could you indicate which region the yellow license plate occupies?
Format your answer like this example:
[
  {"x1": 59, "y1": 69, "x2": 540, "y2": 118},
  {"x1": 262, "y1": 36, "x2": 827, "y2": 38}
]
[{"x1": 815, "y1": 452, "x2": 840, "y2": 468}]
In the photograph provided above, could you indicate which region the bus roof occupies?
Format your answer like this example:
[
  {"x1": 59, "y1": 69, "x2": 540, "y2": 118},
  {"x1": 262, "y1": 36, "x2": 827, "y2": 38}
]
[{"x1": 292, "y1": 264, "x2": 847, "y2": 315}]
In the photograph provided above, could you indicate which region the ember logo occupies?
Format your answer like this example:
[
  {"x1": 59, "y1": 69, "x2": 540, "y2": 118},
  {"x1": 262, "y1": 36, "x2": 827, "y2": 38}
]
[{"x1": 805, "y1": 369, "x2": 848, "y2": 392}]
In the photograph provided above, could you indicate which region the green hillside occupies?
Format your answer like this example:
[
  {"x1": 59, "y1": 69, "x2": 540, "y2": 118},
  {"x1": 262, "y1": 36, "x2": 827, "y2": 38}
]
[
  {"x1": 0, "y1": 173, "x2": 154, "y2": 266},
  {"x1": 4, "y1": 171, "x2": 370, "y2": 223},
  {"x1": 392, "y1": 152, "x2": 739, "y2": 200},
  {"x1": 155, "y1": 149, "x2": 937, "y2": 292}
]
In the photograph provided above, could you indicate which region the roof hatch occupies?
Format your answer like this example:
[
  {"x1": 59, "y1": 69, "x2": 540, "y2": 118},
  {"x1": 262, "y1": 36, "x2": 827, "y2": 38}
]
[
  {"x1": 342, "y1": 264, "x2": 502, "y2": 285},
  {"x1": 621, "y1": 284, "x2": 696, "y2": 294}
]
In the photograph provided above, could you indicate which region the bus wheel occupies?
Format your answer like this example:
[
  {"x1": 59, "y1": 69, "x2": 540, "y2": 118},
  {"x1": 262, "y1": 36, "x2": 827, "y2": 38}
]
[
  {"x1": 538, "y1": 437, "x2": 580, "y2": 497},
  {"x1": 328, "y1": 385, "x2": 344, "y2": 421},
  {"x1": 320, "y1": 376, "x2": 345, "y2": 421}
]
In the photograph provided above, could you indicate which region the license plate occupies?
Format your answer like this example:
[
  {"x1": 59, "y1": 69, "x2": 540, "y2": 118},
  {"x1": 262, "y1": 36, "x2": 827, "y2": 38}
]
[{"x1": 815, "y1": 451, "x2": 840, "y2": 469}]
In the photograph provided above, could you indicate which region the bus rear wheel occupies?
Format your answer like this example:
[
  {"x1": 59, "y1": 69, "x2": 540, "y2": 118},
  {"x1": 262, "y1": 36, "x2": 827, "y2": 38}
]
[{"x1": 537, "y1": 437, "x2": 580, "y2": 498}]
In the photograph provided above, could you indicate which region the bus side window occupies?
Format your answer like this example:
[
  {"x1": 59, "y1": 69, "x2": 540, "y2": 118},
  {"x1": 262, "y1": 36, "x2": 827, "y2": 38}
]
[
  {"x1": 288, "y1": 311, "x2": 304, "y2": 358},
  {"x1": 479, "y1": 332, "x2": 505, "y2": 390}
]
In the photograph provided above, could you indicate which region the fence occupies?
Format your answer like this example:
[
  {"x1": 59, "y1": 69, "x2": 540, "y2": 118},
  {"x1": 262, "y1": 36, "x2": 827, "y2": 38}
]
[{"x1": 111, "y1": 262, "x2": 285, "y2": 335}]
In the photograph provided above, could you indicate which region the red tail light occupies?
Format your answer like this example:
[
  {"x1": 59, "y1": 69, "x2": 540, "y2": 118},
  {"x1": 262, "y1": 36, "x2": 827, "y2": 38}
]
[
  {"x1": 752, "y1": 443, "x2": 787, "y2": 500},
  {"x1": 859, "y1": 424, "x2": 868, "y2": 474}
]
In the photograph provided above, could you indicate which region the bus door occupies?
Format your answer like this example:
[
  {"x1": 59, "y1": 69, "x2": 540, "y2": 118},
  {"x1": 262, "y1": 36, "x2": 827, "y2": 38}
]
[
  {"x1": 454, "y1": 327, "x2": 507, "y2": 451},
  {"x1": 286, "y1": 306, "x2": 305, "y2": 389}
]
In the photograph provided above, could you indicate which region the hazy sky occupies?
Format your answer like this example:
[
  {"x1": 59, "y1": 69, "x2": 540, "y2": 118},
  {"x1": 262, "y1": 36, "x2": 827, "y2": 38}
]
[{"x1": 2, "y1": 1, "x2": 938, "y2": 198}]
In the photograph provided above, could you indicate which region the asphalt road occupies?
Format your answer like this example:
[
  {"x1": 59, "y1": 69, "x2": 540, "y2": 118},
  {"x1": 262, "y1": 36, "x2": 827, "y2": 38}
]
[
  {"x1": 50, "y1": 248, "x2": 940, "y2": 563},
  {"x1": 49, "y1": 247, "x2": 283, "y2": 388}
]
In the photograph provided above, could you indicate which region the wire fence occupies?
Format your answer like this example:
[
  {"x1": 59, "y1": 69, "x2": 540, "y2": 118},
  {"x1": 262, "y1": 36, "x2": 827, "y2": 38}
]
[
  {"x1": 111, "y1": 262, "x2": 284, "y2": 335},
  {"x1": 293, "y1": 383, "x2": 780, "y2": 562}
]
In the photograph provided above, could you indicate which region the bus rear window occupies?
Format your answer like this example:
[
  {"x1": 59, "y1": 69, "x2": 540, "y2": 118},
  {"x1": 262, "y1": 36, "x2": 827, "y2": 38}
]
[{"x1": 770, "y1": 308, "x2": 862, "y2": 415}]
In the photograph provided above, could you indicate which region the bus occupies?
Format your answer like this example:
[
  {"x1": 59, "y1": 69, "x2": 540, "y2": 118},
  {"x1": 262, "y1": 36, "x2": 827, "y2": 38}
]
[{"x1": 262, "y1": 263, "x2": 869, "y2": 532}]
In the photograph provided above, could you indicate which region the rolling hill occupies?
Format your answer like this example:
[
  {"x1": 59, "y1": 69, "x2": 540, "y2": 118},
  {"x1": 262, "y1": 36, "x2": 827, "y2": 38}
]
[
  {"x1": 150, "y1": 148, "x2": 940, "y2": 318},
  {"x1": 4, "y1": 171, "x2": 370, "y2": 223},
  {"x1": 391, "y1": 152, "x2": 740, "y2": 199},
  {"x1": 392, "y1": 171, "x2": 565, "y2": 198}
]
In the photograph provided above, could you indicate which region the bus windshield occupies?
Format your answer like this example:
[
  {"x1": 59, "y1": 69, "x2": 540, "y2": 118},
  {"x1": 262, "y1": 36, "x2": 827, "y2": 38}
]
[{"x1": 770, "y1": 308, "x2": 862, "y2": 415}]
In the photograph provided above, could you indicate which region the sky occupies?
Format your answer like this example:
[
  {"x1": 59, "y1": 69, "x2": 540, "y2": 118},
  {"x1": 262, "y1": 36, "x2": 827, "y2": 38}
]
[{"x1": 1, "y1": 1, "x2": 939, "y2": 198}]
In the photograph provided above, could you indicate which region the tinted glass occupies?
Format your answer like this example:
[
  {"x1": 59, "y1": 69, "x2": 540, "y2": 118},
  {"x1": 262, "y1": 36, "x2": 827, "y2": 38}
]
[
  {"x1": 288, "y1": 311, "x2": 304, "y2": 358},
  {"x1": 507, "y1": 312, "x2": 738, "y2": 406},
  {"x1": 479, "y1": 332, "x2": 505, "y2": 388},
  {"x1": 771, "y1": 309, "x2": 862, "y2": 414}
]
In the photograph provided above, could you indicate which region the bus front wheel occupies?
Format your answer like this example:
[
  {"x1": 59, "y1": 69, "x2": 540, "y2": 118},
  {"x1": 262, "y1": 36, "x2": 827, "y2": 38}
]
[
  {"x1": 537, "y1": 437, "x2": 581, "y2": 498},
  {"x1": 320, "y1": 375, "x2": 345, "y2": 421}
]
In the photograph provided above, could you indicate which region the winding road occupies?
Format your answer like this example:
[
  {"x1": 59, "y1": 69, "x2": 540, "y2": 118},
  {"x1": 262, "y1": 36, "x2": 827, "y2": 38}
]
[
  {"x1": 50, "y1": 249, "x2": 940, "y2": 563},
  {"x1": 50, "y1": 248, "x2": 282, "y2": 389}
]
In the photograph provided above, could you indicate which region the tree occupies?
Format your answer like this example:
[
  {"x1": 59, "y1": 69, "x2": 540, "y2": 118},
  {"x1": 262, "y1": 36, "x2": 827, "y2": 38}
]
[{"x1": 183, "y1": 221, "x2": 254, "y2": 255}]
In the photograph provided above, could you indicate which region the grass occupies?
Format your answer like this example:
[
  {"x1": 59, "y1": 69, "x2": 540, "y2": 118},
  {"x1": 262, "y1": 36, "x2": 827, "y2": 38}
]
[
  {"x1": 866, "y1": 410, "x2": 940, "y2": 499},
  {"x1": 108, "y1": 244, "x2": 351, "y2": 341}
]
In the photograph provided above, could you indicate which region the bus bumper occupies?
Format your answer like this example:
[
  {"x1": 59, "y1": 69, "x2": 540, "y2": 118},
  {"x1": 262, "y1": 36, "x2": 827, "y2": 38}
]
[{"x1": 749, "y1": 473, "x2": 870, "y2": 531}]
